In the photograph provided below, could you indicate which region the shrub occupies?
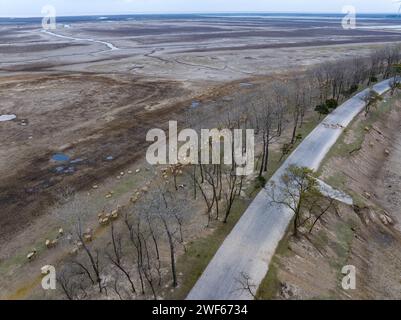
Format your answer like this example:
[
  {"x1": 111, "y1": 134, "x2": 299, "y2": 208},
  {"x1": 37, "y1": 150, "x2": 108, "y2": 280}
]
[
  {"x1": 347, "y1": 84, "x2": 359, "y2": 95},
  {"x1": 256, "y1": 176, "x2": 267, "y2": 189},
  {"x1": 325, "y1": 99, "x2": 339, "y2": 109},
  {"x1": 315, "y1": 104, "x2": 330, "y2": 117}
]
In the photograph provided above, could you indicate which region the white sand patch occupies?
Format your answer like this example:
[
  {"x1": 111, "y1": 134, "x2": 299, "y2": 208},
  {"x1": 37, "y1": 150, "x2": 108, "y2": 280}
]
[{"x1": 0, "y1": 114, "x2": 16, "y2": 122}]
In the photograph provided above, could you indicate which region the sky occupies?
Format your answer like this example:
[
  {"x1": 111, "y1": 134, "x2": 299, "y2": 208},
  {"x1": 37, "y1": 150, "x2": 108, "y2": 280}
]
[{"x1": 0, "y1": 0, "x2": 399, "y2": 18}]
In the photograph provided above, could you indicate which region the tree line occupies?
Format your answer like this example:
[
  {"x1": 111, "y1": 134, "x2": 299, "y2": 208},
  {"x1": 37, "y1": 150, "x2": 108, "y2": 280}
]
[{"x1": 55, "y1": 43, "x2": 401, "y2": 300}]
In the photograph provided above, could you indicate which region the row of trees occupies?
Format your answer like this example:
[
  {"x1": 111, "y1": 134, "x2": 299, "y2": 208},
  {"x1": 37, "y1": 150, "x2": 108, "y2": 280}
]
[
  {"x1": 56, "y1": 187, "x2": 187, "y2": 300},
  {"x1": 55, "y1": 44, "x2": 401, "y2": 299},
  {"x1": 192, "y1": 163, "x2": 244, "y2": 225},
  {"x1": 250, "y1": 44, "x2": 401, "y2": 176},
  {"x1": 179, "y1": 44, "x2": 401, "y2": 237},
  {"x1": 262, "y1": 47, "x2": 401, "y2": 236}
]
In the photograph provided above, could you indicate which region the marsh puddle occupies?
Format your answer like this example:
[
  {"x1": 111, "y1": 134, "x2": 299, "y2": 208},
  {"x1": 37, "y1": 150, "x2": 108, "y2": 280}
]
[
  {"x1": 51, "y1": 154, "x2": 86, "y2": 175},
  {"x1": 191, "y1": 101, "x2": 201, "y2": 109},
  {"x1": 55, "y1": 166, "x2": 75, "y2": 174},
  {"x1": 52, "y1": 153, "x2": 70, "y2": 162}
]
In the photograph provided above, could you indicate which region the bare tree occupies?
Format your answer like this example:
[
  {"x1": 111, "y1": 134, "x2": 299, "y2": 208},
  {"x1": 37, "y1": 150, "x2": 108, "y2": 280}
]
[
  {"x1": 383, "y1": 45, "x2": 401, "y2": 78},
  {"x1": 272, "y1": 82, "x2": 287, "y2": 136},
  {"x1": 145, "y1": 214, "x2": 162, "y2": 285},
  {"x1": 106, "y1": 223, "x2": 137, "y2": 295},
  {"x1": 203, "y1": 164, "x2": 221, "y2": 220},
  {"x1": 194, "y1": 170, "x2": 215, "y2": 226},
  {"x1": 74, "y1": 219, "x2": 103, "y2": 293},
  {"x1": 159, "y1": 212, "x2": 178, "y2": 288},
  {"x1": 289, "y1": 78, "x2": 305, "y2": 145},
  {"x1": 57, "y1": 267, "x2": 78, "y2": 300},
  {"x1": 234, "y1": 272, "x2": 258, "y2": 299},
  {"x1": 351, "y1": 56, "x2": 369, "y2": 89},
  {"x1": 140, "y1": 230, "x2": 158, "y2": 300},
  {"x1": 308, "y1": 198, "x2": 337, "y2": 234},
  {"x1": 314, "y1": 62, "x2": 332, "y2": 103},
  {"x1": 111, "y1": 276, "x2": 124, "y2": 300},
  {"x1": 253, "y1": 93, "x2": 280, "y2": 177},
  {"x1": 150, "y1": 190, "x2": 181, "y2": 288},
  {"x1": 57, "y1": 261, "x2": 95, "y2": 300},
  {"x1": 368, "y1": 49, "x2": 385, "y2": 85},
  {"x1": 125, "y1": 213, "x2": 146, "y2": 295},
  {"x1": 223, "y1": 168, "x2": 242, "y2": 223}
]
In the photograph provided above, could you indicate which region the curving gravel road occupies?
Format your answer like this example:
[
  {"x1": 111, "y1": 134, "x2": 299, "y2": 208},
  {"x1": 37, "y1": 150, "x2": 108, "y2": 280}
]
[{"x1": 187, "y1": 79, "x2": 394, "y2": 300}]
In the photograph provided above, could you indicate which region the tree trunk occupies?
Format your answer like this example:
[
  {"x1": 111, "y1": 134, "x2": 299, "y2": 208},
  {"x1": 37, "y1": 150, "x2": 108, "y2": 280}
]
[
  {"x1": 263, "y1": 138, "x2": 270, "y2": 172},
  {"x1": 162, "y1": 218, "x2": 177, "y2": 287},
  {"x1": 259, "y1": 133, "x2": 266, "y2": 177},
  {"x1": 291, "y1": 120, "x2": 298, "y2": 145}
]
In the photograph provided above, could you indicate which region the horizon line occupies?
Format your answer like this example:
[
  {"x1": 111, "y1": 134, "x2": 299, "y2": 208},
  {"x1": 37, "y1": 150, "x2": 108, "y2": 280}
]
[{"x1": 0, "y1": 11, "x2": 398, "y2": 19}]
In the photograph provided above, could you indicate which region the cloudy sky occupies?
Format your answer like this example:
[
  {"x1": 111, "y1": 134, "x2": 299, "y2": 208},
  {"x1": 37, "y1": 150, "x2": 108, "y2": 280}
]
[{"x1": 0, "y1": 0, "x2": 398, "y2": 17}]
